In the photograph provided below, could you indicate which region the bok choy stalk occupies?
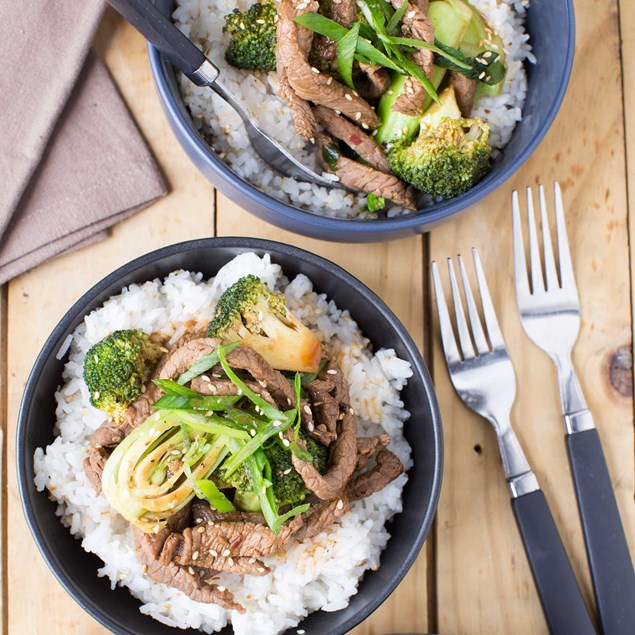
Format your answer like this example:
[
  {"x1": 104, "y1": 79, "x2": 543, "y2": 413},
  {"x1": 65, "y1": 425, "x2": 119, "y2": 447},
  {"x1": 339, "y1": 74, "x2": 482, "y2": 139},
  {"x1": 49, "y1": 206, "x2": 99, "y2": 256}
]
[{"x1": 101, "y1": 410, "x2": 248, "y2": 533}]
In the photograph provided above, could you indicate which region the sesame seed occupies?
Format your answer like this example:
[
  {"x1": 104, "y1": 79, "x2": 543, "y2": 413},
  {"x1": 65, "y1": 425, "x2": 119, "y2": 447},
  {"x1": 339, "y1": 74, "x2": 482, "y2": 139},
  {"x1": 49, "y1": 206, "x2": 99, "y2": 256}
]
[
  {"x1": 262, "y1": 484, "x2": 268, "y2": 494},
  {"x1": 273, "y1": 420, "x2": 282, "y2": 427},
  {"x1": 335, "y1": 110, "x2": 341, "y2": 115},
  {"x1": 142, "y1": 565, "x2": 148, "y2": 573},
  {"x1": 93, "y1": 391, "x2": 100, "y2": 399},
  {"x1": 350, "y1": 407, "x2": 355, "y2": 415},
  {"x1": 222, "y1": 548, "x2": 231, "y2": 557},
  {"x1": 188, "y1": 566, "x2": 196, "y2": 575},
  {"x1": 336, "y1": 499, "x2": 344, "y2": 510},
  {"x1": 326, "y1": 76, "x2": 333, "y2": 85},
  {"x1": 211, "y1": 549, "x2": 218, "y2": 557},
  {"x1": 171, "y1": 449, "x2": 181, "y2": 455},
  {"x1": 249, "y1": 557, "x2": 256, "y2": 564},
  {"x1": 387, "y1": 89, "x2": 394, "y2": 95},
  {"x1": 303, "y1": 405, "x2": 312, "y2": 415},
  {"x1": 483, "y1": 51, "x2": 493, "y2": 58},
  {"x1": 195, "y1": 517, "x2": 203, "y2": 524},
  {"x1": 283, "y1": 468, "x2": 292, "y2": 475},
  {"x1": 197, "y1": 525, "x2": 206, "y2": 533},
  {"x1": 327, "y1": 369, "x2": 337, "y2": 375},
  {"x1": 256, "y1": 18, "x2": 265, "y2": 24},
  {"x1": 258, "y1": 566, "x2": 266, "y2": 573},
  {"x1": 308, "y1": 422, "x2": 315, "y2": 432},
  {"x1": 478, "y1": 71, "x2": 486, "y2": 79},
  {"x1": 407, "y1": 10, "x2": 415, "y2": 18},
  {"x1": 112, "y1": 436, "x2": 122, "y2": 443},
  {"x1": 217, "y1": 586, "x2": 226, "y2": 592},
  {"x1": 355, "y1": 112, "x2": 361, "y2": 120},
  {"x1": 278, "y1": 431, "x2": 284, "y2": 439},
  {"x1": 345, "y1": 94, "x2": 352, "y2": 101},
  {"x1": 287, "y1": 398, "x2": 292, "y2": 406},
  {"x1": 192, "y1": 551, "x2": 199, "y2": 561},
  {"x1": 311, "y1": 67, "x2": 320, "y2": 74},
  {"x1": 362, "y1": 123, "x2": 369, "y2": 129},
  {"x1": 282, "y1": 439, "x2": 291, "y2": 447},
  {"x1": 205, "y1": 410, "x2": 214, "y2": 417},
  {"x1": 250, "y1": 429, "x2": 257, "y2": 437},
  {"x1": 228, "y1": 557, "x2": 235, "y2": 567},
  {"x1": 201, "y1": 375, "x2": 211, "y2": 382},
  {"x1": 259, "y1": 380, "x2": 267, "y2": 388},
  {"x1": 297, "y1": 630, "x2": 306, "y2": 635}
]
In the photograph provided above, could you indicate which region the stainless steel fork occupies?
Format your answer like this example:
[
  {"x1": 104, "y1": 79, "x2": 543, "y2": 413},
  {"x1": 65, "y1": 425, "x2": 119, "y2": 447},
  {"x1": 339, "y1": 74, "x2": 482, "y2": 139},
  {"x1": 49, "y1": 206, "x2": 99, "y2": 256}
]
[
  {"x1": 432, "y1": 249, "x2": 595, "y2": 635},
  {"x1": 513, "y1": 183, "x2": 635, "y2": 635}
]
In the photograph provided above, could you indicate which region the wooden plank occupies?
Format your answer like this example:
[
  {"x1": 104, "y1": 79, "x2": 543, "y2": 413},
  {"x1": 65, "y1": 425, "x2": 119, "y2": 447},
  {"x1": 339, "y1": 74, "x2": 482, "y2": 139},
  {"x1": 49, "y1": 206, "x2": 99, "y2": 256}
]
[
  {"x1": 431, "y1": 0, "x2": 635, "y2": 632},
  {"x1": 5, "y1": 11, "x2": 214, "y2": 635},
  {"x1": 1, "y1": 285, "x2": 6, "y2": 635},
  {"x1": 215, "y1": 195, "x2": 430, "y2": 634}
]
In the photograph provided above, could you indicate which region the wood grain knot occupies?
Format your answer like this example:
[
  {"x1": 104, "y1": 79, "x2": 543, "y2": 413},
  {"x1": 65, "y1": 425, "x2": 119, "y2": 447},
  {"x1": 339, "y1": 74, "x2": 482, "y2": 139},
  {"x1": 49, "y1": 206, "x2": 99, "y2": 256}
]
[{"x1": 607, "y1": 344, "x2": 633, "y2": 398}]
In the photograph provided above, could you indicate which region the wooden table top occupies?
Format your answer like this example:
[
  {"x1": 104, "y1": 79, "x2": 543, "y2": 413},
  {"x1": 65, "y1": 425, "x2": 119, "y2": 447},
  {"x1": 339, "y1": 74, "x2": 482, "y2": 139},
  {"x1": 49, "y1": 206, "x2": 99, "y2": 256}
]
[{"x1": 3, "y1": 1, "x2": 634, "y2": 633}]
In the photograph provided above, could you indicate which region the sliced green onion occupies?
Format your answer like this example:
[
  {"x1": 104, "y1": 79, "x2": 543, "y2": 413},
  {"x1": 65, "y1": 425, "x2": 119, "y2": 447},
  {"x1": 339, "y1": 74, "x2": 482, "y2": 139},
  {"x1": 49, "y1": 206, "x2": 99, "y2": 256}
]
[
  {"x1": 388, "y1": 36, "x2": 471, "y2": 69},
  {"x1": 169, "y1": 410, "x2": 251, "y2": 439},
  {"x1": 153, "y1": 379, "x2": 199, "y2": 396},
  {"x1": 289, "y1": 441, "x2": 313, "y2": 462},
  {"x1": 337, "y1": 22, "x2": 360, "y2": 89},
  {"x1": 293, "y1": 372, "x2": 302, "y2": 442},
  {"x1": 272, "y1": 503, "x2": 310, "y2": 533},
  {"x1": 386, "y1": 0, "x2": 408, "y2": 35},
  {"x1": 153, "y1": 394, "x2": 241, "y2": 411},
  {"x1": 194, "y1": 479, "x2": 236, "y2": 513},
  {"x1": 177, "y1": 341, "x2": 240, "y2": 385},
  {"x1": 217, "y1": 344, "x2": 289, "y2": 422}
]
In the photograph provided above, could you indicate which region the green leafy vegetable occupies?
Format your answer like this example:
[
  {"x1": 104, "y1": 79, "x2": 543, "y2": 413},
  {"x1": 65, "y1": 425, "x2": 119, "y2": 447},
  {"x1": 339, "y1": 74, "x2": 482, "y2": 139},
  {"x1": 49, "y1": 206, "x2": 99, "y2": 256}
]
[
  {"x1": 433, "y1": 41, "x2": 505, "y2": 85},
  {"x1": 322, "y1": 143, "x2": 341, "y2": 170},
  {"x1": 153, "y1": 379, "x2": 199, "y2": 397},
  {"x1": 365, "y1": 193, "x2": 386, "y2": 212},
  {"x1": 177, "y1": 341, "x2": 239, "y2": 385},
  {"x1": 337, "y1": 22, "x2": 360, "y2": 89},
  {"x1": 272, "y1": 503, "x2": 311, "y2": 533},
  {"x1": 153, "y1": 394, "x2": 241, "y2": 411},
  {"x1": 194, "y1": 478, "x2": 236, "y2": 512},
  {"x1": 387, "y1": 36, "x2": 470, "y2": 69},
  {"x1": 386, "y1": 0, "x2": 408, "y2": 35}
]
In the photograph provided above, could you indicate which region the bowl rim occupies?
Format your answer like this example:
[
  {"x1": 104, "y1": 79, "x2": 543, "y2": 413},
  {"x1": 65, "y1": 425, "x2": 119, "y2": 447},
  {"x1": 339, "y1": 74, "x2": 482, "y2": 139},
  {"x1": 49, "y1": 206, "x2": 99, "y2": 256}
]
[
  {"x1": 17, "y1": 237, "x2": 443, "y2": 635},
  {"x1": 147, "y1": 0, "x2": 576, "y2": 233}
]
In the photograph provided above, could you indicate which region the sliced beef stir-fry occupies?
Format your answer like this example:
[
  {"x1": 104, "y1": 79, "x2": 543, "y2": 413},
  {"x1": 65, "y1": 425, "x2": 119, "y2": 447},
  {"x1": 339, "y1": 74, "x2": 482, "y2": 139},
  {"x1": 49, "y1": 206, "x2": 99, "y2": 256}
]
[
  {"x1": 314, "y1": 105, "x2": 391, "y2": 173},
  {"x1": 86, "y1": 324, "x2": 405, "y2": 612},
  {"x1": 317, "y1": 133, "x2": 417, "y2": 209},
  {"x1": 450, "y1": 71, "x2": 477, "y2": 117},
  {"x1": 276, "y1": 0, "x2": 380, "y2": 129}
]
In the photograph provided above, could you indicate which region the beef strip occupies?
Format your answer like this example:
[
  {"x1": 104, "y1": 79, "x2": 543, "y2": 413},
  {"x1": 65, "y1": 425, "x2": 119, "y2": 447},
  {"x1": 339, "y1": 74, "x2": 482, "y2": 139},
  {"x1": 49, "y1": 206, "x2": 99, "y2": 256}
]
[
  {"x1": 347, "y1": 447, "x2": 404, "y2": 501},
  {"x1": 317, "y1": 133, "x2": 417, "y2": 209},
  {"x1": 277, "y1": 0, "x2": 379, "y2": 129},
  {"x1": 192, "y1": 499, "x2": 266, "y2": 526},
  {"x1": 132, "y1": 504, "x2": 244, "y2": 610},
  {"x1": 314, "y1": 105, "x2": 391, "y2": 173},
  {"x1": 332, "y1": 0, "x2": 357, "y2": 25},
  {"x1": 293, "y1": 497, "x2": 349, "y2": 542},
  {"x1": 304, "y1": 361, "x2": 353, "y2": 446},
  {"x1": 191, "y1": 376, "x2": 276, "y2": 405},
  {"x1": 357, "y1": 62, "x2": 391, "y2": 101},
  {"x1": 449, "y1": 71, "x2": 477, "y2": 117},
  {"x1": 83, "y1": 447, "x2": 107, "y2": 494},
  {"x1": 391, "y1": 1, "x2": 435, "y2": 116},
  {"x1": 275, "y1": 0, "x2": 318, "y2": 139},
  {"x1": 354, "y1": 434, "x2": 391, "y2": 471},
  {"x1": 289, "y1": 360, "x2": 358, "y2": 500},
  {"x1": 161, "y1": 514, "x2": 305, "y2": 567}
]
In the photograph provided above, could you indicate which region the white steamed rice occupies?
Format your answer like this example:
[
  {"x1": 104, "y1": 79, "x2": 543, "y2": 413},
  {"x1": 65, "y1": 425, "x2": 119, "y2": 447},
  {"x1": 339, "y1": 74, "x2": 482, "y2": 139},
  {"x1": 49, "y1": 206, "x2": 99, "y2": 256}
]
[
  {"x1": 173, "y1": 0, "x2": 534, "y2": 217},
  {"x1": 34, "y1": 253, "x2": 414, "y2": 634}
]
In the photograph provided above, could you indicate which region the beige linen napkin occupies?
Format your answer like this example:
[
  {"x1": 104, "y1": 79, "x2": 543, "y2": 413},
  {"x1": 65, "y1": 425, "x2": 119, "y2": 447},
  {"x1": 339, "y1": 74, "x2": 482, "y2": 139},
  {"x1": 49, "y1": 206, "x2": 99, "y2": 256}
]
[{"x1": 0, "y1": 0, "x2": 167, "y2": 284}]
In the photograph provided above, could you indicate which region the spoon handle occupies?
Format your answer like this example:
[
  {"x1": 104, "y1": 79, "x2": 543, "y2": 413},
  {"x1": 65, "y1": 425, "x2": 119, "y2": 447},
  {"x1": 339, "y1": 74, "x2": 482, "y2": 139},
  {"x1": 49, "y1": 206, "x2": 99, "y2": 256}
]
[{"x1": 106, "y1": 0, "x2": 214, "y2": 79}]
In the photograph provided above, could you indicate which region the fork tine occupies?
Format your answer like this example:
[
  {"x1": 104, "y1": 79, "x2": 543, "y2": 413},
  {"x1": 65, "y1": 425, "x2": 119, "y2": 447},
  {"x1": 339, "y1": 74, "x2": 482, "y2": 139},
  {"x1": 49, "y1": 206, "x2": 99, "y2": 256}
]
[
  {"x1": 526, "y1": 187, "x2": 545, "y2": 294},
  {"x1": 472, "y1": 248, "x2": 506, "y2": 350},
  {"x1": 458, "y1": 254, "x2": 489, "y2": 354},
  {"x1": 448, "y1": 258, "x2": 476, "y2": 360},
  {"x1": 431, "y1": 261, "x2": 462, "y2": 364},
  {"x1": 538, "y1": 184, "x2": 559, "y2": 290},
  {"x1": 553, "y1": 181, "x2": 577, "y2": 291},
  {"x1": 512, "y1": 190, "x2": 531, "y2": 299}
]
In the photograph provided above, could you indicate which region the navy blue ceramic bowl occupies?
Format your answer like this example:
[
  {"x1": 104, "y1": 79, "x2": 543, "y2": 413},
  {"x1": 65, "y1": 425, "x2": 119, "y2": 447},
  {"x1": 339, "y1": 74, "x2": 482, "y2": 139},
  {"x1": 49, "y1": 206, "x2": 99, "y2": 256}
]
[
  {"x1": 17, "y1": 238, "x2": 443, "y2": 635},
  {"x1": 148, "y1": 0, "x2": 575, "y2": 242}
]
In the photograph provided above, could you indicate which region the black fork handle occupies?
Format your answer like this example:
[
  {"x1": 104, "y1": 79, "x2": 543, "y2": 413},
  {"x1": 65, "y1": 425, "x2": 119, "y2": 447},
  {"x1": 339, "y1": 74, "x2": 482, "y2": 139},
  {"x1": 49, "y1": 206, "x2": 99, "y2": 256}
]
[
  {"x1": 106, "y1": 0, "x2": 205, "y2": 76},
  {"x1": 512, "y1": 490, "x2": 596, "y2": 635},
  {"x1": 567, "y1": 429, "x2": 635, "y2": 635}
]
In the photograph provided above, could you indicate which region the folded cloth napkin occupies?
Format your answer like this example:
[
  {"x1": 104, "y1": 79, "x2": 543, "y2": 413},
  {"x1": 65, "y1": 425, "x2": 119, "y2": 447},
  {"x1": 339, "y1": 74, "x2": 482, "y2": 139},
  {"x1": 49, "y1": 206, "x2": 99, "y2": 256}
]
[{"x1": 0, "y1": 0, "x2": 167, "y2": 284}]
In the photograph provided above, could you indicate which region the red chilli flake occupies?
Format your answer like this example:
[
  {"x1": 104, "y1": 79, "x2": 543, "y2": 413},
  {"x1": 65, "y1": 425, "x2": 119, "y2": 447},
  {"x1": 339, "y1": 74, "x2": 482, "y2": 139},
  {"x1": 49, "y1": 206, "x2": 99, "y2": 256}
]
[{"x1": 348, "y1": 134, "x2": 362, "y2": 145}]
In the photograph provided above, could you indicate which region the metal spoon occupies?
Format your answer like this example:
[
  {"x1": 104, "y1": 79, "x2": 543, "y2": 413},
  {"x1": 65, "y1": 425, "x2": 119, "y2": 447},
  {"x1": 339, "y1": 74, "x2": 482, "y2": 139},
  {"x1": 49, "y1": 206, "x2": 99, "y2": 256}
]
[{"x1": 106, "y1": 0, "x2": 342, "y2": 189}]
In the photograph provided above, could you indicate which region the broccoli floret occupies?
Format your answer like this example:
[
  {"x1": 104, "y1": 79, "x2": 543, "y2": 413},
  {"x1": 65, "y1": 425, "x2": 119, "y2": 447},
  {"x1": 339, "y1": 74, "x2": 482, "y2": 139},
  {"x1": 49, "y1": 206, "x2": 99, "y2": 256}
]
[
  {"x1": 387, "y1": 86, "x2": 491, "y2": 198},
  {"x1": 223, "y1": 2, "x2": 277, "y2": 72},
  {"x1": 207, "y1": 275, "x2": 322, "y2": 373},
  {"x1": 220, "y1": 431, "x2": 329, "y2": 511},
  {"x1": 83, "y1": 330, "x2": 163, "y2": 421}
]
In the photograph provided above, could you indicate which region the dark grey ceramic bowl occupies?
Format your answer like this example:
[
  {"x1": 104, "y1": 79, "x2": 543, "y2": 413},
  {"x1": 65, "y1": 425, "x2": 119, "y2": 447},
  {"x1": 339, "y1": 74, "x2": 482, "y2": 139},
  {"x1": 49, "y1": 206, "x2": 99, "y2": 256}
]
[
  {"x1": 17, "y1": 238, "x2": 443, "y2": 635},
  {"x1": 148, "y1": 0, "x2": 574, "y2": 242}
]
